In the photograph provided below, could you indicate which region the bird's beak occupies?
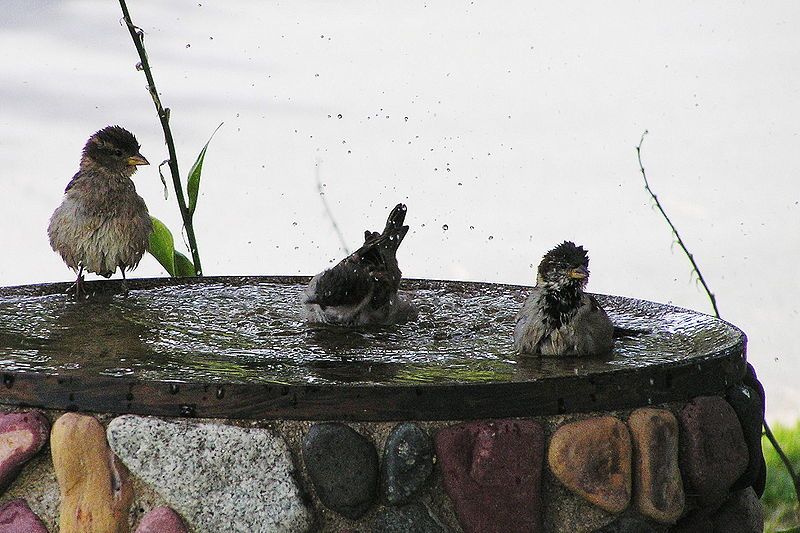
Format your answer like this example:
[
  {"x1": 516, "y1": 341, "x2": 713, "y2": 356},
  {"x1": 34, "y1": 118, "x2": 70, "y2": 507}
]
[
  {"x1": 126, "y1": 153, "x2": 150, "y2": 166},
  {"x1": 568, "y1": 266, "x2": 589, "y2": 280}
]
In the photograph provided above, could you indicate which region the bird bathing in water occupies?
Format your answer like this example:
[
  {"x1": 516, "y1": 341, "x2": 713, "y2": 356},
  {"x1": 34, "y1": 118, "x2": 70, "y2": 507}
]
[
  {"x1": 48, "y1": 126, "x2": 152, "y2": 299},
  {"x1": 301, "y1": 203, "x2": 418, "y2": 326},
  {"x1": 514, "y1": 241, "x2": 614, "y2": 356}
]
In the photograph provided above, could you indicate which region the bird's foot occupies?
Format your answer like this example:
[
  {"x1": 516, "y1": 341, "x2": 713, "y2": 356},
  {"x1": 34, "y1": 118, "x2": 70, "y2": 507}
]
[{"x1": 66, "y1": 275, "x2": 87, "y2": 301}]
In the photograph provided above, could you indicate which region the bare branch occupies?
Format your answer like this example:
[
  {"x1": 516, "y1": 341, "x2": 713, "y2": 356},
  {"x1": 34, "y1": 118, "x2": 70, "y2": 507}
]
[{"x1": 636, "y1": 131, "x2": 718, "y2": 317}]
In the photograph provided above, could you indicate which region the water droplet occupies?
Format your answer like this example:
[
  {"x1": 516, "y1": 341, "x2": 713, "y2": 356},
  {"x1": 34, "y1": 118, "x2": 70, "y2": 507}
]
[
  {"x1": 488, "y1": 235, "x2": 494, "y2": 240},
  {"x1": 185, "y1": 43, "x2": 191, "y2": 48},
  {"x1": 337, "y1": 113, "x2": 343, "y2": 119},
  {"x1": 442, "y1": 224, "x2": 449, "y2": 231}
]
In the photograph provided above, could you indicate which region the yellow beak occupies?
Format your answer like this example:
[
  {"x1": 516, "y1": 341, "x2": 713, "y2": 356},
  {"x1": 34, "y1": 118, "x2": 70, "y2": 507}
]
[
  {"x1": 568, "y1": 267, "x2": 589, "y2": 280},
  {"x1": 126, "y1": 154, "x2": 150, "y2": 166}
]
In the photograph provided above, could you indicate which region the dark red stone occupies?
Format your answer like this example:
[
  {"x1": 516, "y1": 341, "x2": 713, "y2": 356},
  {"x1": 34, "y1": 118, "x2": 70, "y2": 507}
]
[
  {"x1": 669, "y1": 512, "x2": 713, "y2": 533},
  {"x1": 135, "y1": 506, "x2": 188, "y2": 533},
  {"x1": 0, "y1": 411, "x2": 50, "y2": 494},
  {"x1": 435, "y1": 419, "x2": 544, "y2": 533},
  {"x1": 726, "y1": 385, "x2": 765, "y2": 493},
  {"x1": 741, "y1": 363, "x2": 767, "y2": 497},
  {"x1": 711, "y1": 488, "x2": 763, "y2": 533},
  {"x1": 679, "y1": 396, "x2": 748, "y2": 508},
  {"x1": 0, "y1": 499, "x2": 48, "y2": 533}
]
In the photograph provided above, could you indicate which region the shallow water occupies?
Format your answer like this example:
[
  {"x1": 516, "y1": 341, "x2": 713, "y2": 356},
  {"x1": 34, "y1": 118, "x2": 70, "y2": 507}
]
[{"x1": 0, "y1": 278, "x2": 742, "y2": 385}]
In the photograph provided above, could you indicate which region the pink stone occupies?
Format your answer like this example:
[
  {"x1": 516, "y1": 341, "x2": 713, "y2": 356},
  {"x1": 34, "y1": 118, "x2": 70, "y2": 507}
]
[
  {"x1": 0, "y1": 411, "x2": 50, "y2": 494},
  {"x1": 435, "y1": 419, "x2": 544, "y2": 533},
  {"x1": 135, "y1": 506, "x2": 188, "y2": 533},
  {"x1": 0, "y1": 498, "x2": 49, "y2": 533}
]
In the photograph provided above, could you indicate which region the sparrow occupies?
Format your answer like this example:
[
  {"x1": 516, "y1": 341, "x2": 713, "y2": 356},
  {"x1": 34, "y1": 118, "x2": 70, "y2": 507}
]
[
  {"x1": 301, "y1": 203, "x2": 418, "y2": 325},
  {"x1": 513, "y1": 241, "x2": 614, "y2": 356},
  {"x1": 48, "y1": 126, "x2": 153, "y2": 298}
]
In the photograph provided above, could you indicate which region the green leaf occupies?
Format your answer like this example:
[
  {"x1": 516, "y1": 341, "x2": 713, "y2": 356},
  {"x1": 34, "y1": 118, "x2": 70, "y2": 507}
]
[
  {"x1": 173, "y1": 250, "x2": 196, "y2": 277},
  {"x1": 187, "y1": 122, "x2": 223, "y2": 216},
  {"x1": 147, "y1": 216, "x2": 176, "y2": 276}
]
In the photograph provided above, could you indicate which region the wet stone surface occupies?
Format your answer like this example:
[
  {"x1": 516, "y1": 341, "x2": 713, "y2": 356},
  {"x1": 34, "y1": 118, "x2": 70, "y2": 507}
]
[
  {"x1": 0, "y1": 277, "x2": 744, "y2": 386},
  {"x1": 381, "y1": 423, "x2": 434, "y2": 506},
  {"x1": 303, "y1": 422, "x2": 379, "y2": 519}
]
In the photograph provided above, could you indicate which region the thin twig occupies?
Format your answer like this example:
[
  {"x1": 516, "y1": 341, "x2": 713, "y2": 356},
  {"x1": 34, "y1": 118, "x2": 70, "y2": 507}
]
[
  {"x1": 636, "y1": 130, "x2": 718, "y2": 317},
  {"x1": 118, "y1": 0, "x2": 203, "y2": 275},
  {"x1": 314, "y1": 159, "x2": 350, "y2": 255},
  {"x1": 636, "y1": 130, "x2": 800, "y2": 507}
]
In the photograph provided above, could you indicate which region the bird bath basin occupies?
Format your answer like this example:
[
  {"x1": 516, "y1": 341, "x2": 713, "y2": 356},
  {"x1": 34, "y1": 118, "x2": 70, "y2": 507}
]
[
  {"x1": 0, "y1": 276, "x2": 746, "y2": 420},
  {"x1": 0, "y1": 276, "x2": 760, "y2": 533}
]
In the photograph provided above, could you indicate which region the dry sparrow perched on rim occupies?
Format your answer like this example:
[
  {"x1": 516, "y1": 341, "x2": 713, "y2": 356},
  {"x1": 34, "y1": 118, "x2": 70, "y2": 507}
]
[{"x1": 48, "y1": 126, "x2": 152, "y2": 299}]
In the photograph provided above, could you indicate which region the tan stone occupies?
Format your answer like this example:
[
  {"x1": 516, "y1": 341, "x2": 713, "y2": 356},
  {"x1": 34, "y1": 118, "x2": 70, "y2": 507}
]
[
  {"x1": 628, "y1": 408, "x2": 685, "y2": 523},
  {"x1": 51, "y1": 413, "x2": 132, "y2": 533},
  {"x1": 548, "y1": 416, "x2": 632, "y2": 513}
]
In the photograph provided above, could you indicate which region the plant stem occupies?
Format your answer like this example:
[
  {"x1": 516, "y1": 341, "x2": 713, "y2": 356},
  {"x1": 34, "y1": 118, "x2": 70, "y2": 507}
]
[
  {"x1": 118, "y1": 0, "x2": 203, "y2": 275},
  {"x1": 636, "y1": 130, "x2": 800, "y2": 507},
  {"x1": 636, "y1": 130, "x2": 717, "y2": 317}
]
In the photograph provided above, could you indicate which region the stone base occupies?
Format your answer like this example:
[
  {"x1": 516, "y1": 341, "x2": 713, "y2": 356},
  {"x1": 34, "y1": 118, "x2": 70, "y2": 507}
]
[{"x1": 0, "y1": 395, "x2": 764, "y2": 533}]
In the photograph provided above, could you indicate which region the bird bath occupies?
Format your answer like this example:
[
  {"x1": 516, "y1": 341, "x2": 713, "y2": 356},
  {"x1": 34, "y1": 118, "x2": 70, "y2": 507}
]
[
  {"x1": 0, "y1": 277, "x2": 759, "y2": 533},
  {"x1": 0, "y1": 276, "x2": 745, "y2": 419}
]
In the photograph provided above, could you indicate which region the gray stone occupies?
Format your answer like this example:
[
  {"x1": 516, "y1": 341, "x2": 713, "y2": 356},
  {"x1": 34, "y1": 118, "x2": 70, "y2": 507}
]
[
  {"x1": 107, "y1": 415, "x2": 313, "y2": 533},
  {"x1": 373, "y1": 502, "x2": 446, "y2": 533},
  {"x1": 303, "y1": 422, "x2": 379, "y2": 519},
  {"x1": 382, "y1": 423, "x2": 434, "y2": 505}
]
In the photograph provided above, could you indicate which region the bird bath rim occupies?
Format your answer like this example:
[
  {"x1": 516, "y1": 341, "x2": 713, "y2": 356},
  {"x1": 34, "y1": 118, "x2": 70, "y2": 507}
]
[{"x1": 0, "y1": 276, "x2": 747, "y2": 421}]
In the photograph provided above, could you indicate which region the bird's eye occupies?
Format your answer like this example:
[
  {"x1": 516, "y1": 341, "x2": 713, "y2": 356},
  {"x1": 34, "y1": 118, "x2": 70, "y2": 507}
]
[{"x1": 114, "y1": 149, "x2": 123, "y2": 157}]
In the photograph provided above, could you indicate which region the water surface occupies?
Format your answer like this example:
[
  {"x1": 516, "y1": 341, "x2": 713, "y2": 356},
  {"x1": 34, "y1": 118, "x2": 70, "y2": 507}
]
[{"x1": 0, "y1": 278, "x2": 743, "y2": 386}]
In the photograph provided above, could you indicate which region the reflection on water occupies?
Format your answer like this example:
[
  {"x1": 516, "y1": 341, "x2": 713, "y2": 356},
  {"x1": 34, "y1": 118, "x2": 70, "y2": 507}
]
[{"x1": 0, "y1": 278, "x2": 742, "y2": 385}]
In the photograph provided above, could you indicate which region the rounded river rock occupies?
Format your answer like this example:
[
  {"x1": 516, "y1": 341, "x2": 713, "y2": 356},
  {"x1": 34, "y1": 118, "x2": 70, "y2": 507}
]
[
  {"x1": 303, "y1": 422, "x2": 379, "y2": 519},
  {"x1": 381, "y1": 423, "x2": 434, "y2": 505}
]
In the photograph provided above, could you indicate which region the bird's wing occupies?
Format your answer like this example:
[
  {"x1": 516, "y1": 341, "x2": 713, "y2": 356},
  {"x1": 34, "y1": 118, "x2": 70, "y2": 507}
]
[
  {"x1": 513, "y1": 288, "x2": 550, "y2": 353},
  {"x1": 569, "y1": 294, "x2": 615, "y2": 354},
  {"x1": 307, "y1": 204, "x2": 410, "y2": 310}
]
